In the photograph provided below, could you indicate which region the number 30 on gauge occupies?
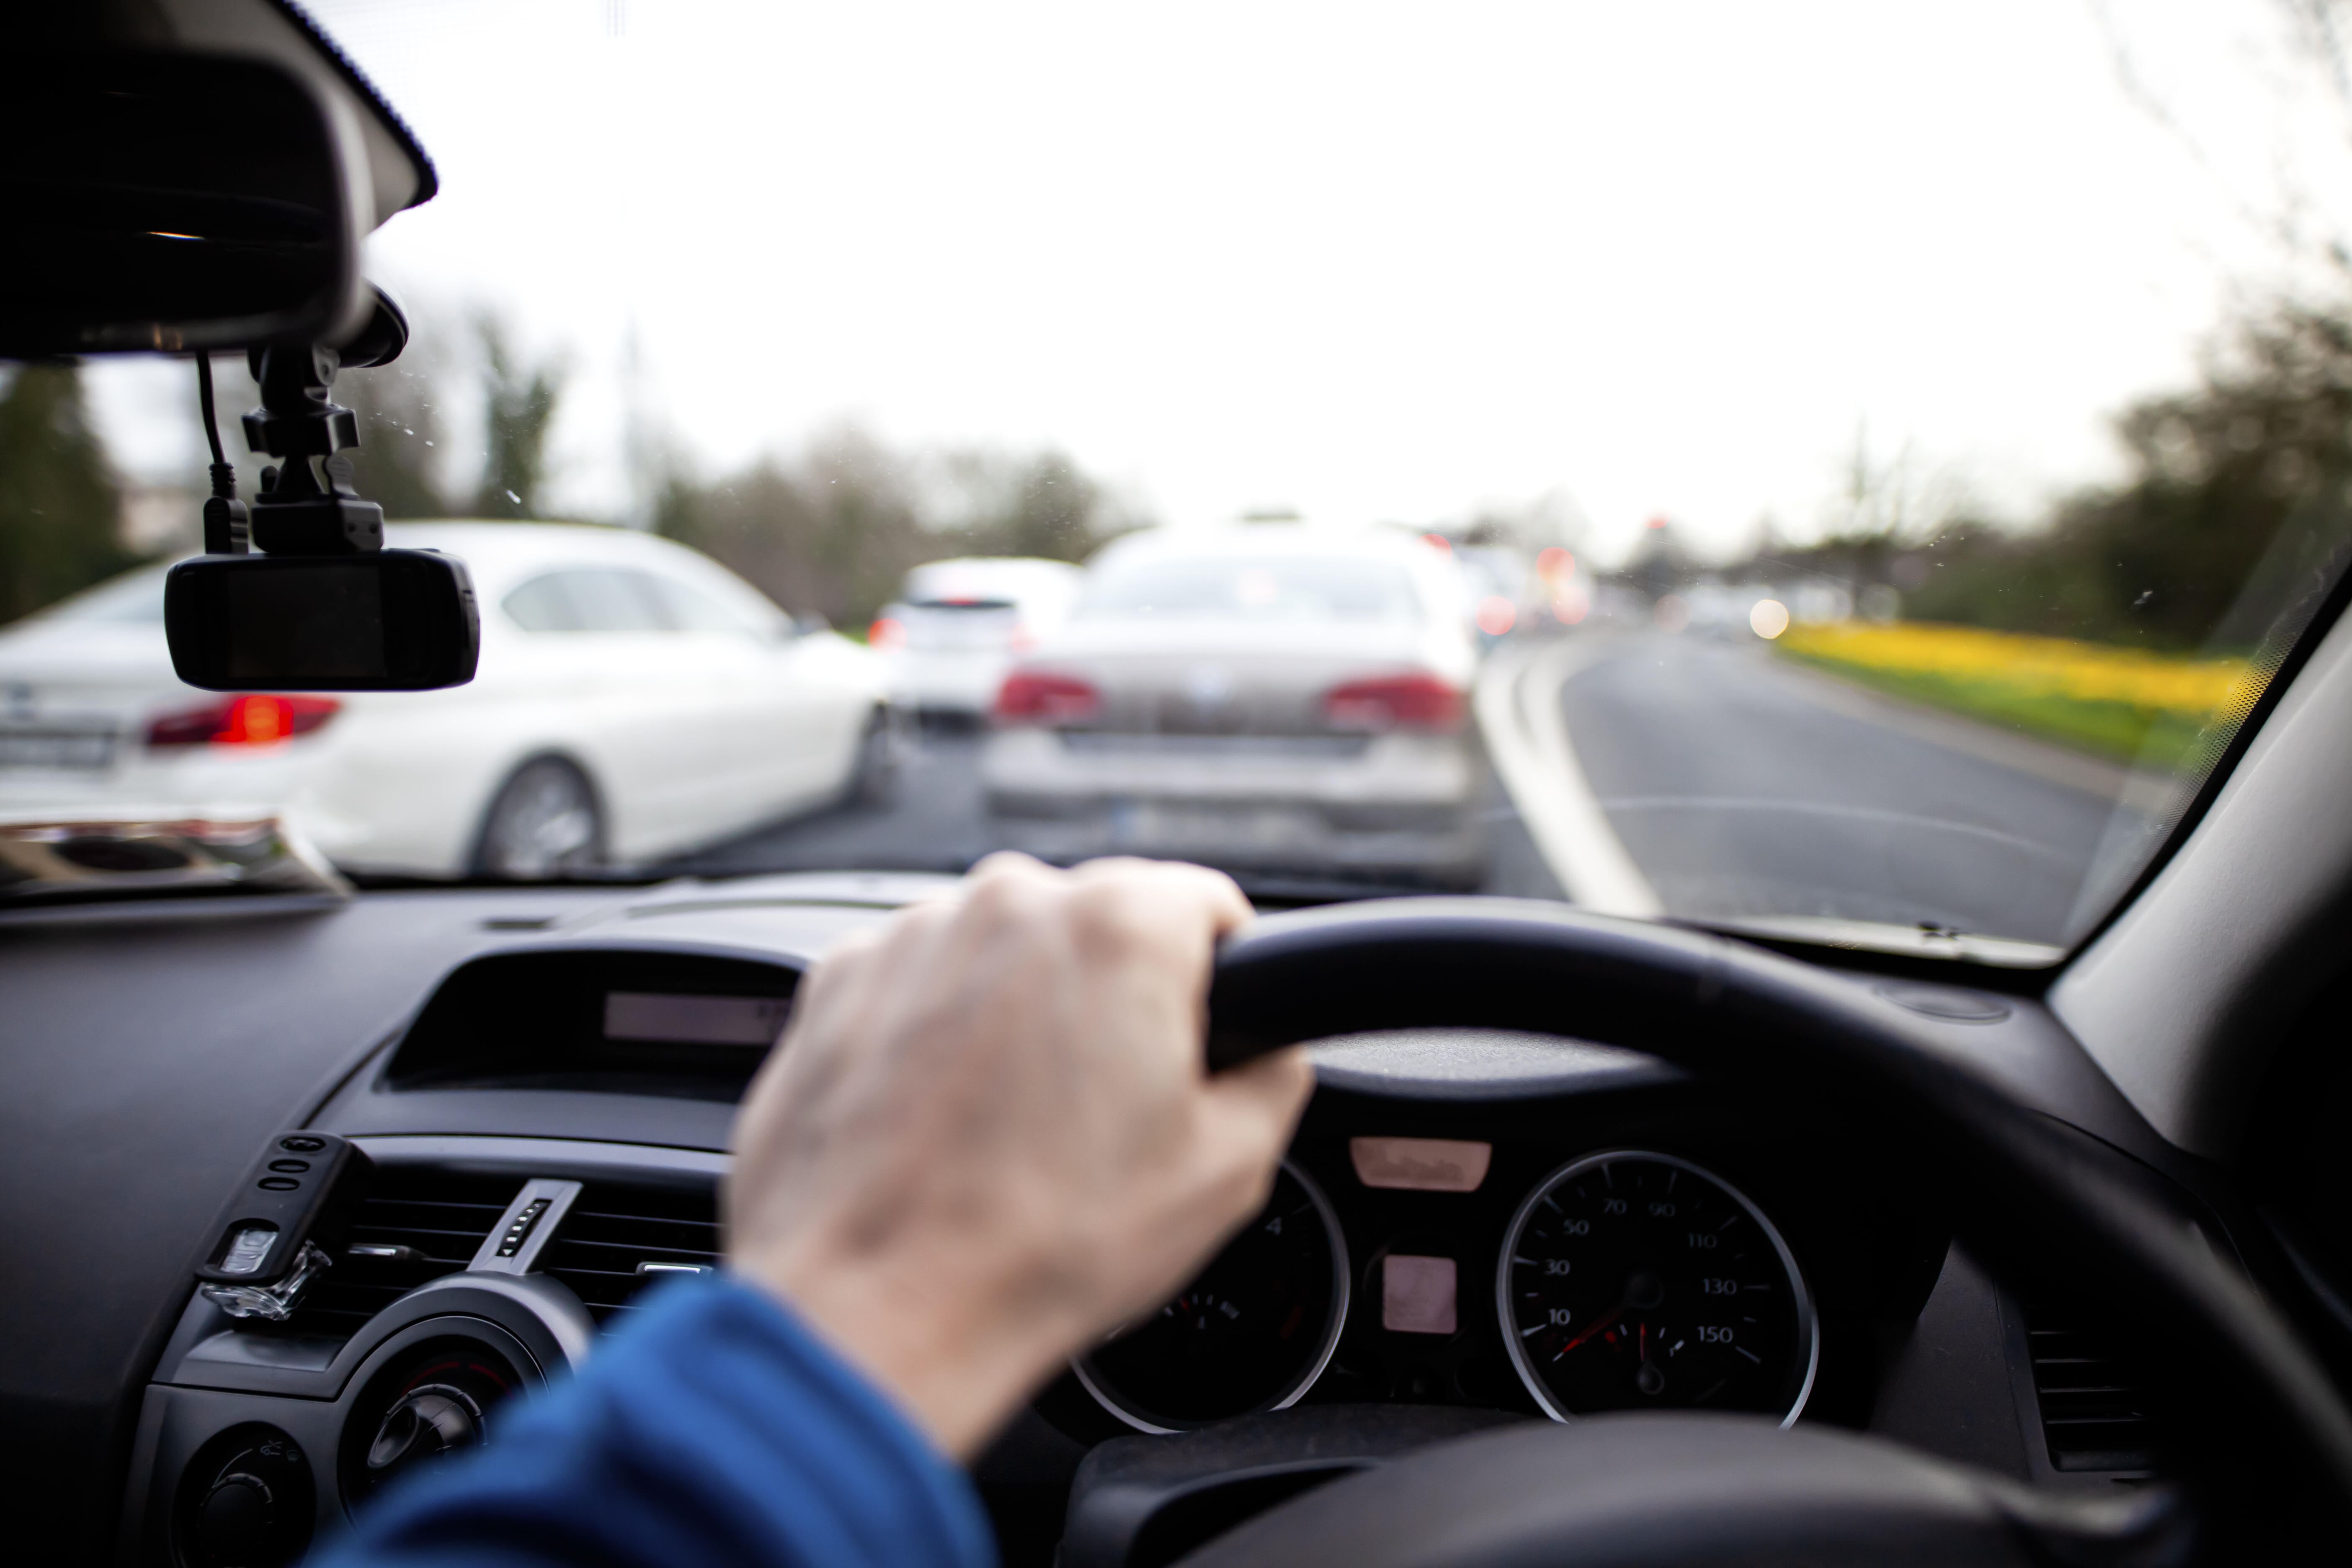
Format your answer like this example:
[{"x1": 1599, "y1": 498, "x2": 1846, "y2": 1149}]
[{"x1": 1494, "y1": 1150, "x2": 1818, "y2": 1425}]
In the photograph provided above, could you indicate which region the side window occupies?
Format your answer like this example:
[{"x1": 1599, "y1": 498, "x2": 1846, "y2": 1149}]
[
  {"x1": 502, "y1": 569, "x2": 670, "y2": 632},
  {"x1": 644, "y1": 573, "x2": 760, "y2": 634},
  {"x1": 502, "y1": 573, "x2": 580, "y2": 632}
]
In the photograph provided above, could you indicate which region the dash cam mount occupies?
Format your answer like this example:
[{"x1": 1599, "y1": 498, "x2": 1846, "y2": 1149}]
[
  {"x1": 167, "y1": 284, "x2": 481, "y2": 694},
  {"x1": 238, "y1": 286, "x2": 409, "y2": 555}
]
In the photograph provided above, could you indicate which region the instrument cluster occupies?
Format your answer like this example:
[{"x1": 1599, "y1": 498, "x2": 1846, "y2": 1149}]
[{"x1": 1055, "y1": 1089, "x2": 1936, "y2": 1438}]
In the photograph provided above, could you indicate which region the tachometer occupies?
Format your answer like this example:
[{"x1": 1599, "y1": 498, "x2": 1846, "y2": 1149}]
[
  {"x1": 1075, "y1": 1163, "x2": 1348, "y2": 1433},
  {"x1": 1497, "y1": 1150, "x2": 1816, "y2": 1424}
]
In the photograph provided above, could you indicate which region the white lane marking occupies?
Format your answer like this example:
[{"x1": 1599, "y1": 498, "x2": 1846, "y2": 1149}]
[{"x1": 1473, "y1": 637, "x2": 1663, "y2": 916}]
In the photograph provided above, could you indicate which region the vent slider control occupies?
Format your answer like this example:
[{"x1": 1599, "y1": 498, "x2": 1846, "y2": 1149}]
[
  {"x1": 496, "y1": 1199, "x2": 554, "y2": 1259},
  {"x1": 468, "y1": 1179, "x2": 583, "y2": 1276}
]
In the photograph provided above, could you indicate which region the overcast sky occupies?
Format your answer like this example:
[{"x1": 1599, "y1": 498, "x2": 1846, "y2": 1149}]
[{"x1": 86, "y1": 0, "x2": 2352, "y2": 564}]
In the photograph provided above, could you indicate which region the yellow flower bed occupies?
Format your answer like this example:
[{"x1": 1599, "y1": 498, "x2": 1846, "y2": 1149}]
[{"x1": 1776, "y1": 622, "x2": 2257, "y2": 720}]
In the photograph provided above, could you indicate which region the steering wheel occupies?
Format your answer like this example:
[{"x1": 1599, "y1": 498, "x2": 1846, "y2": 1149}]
[{"x1": 1193, "y1": 899, "x2": 2352, "y2": 1564}]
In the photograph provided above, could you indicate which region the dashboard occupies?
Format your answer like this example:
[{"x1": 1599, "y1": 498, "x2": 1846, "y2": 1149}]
[{"x1": 0, "y1": 873, "x2": 2199, "y2": 1568}]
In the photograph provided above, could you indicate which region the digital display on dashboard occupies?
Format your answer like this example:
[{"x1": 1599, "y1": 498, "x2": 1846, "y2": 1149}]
[
  {"x1": 603, "y1": 991, "x2": 790, "y2": 1047},
  {"x1": 1349, "y1": 1136, "x2": 1492, "y2": 1192}
]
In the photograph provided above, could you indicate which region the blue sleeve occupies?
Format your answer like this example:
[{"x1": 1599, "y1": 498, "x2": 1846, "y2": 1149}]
[{"x1": 316, "y1": 1275, "x2": 998, "y2": 1568}]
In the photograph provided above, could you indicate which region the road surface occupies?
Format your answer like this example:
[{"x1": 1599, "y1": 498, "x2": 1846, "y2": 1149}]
[
  {"x1": 675, "y1": 634, "x2": 2153, "y2": 947},
  {"x1": 1545, "y1": 633, "x2": 2144, "y2": 947}
]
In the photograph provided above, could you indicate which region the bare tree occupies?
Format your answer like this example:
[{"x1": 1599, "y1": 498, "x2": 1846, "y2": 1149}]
[
  {"x1": 0, "y1": 365, "x2": 132, "y2": 624},
  {"x1": 924, "y1": 447, "x2": 1144, "y2": 562},
  {"x1": 470, "y1": 317, "x2": 565, "y2": 519},
  {"x1": 2094, "y1": 0, "x2": 2352, "y2": 286},
  {"x1": 339, "y1": 324, "x2": 459, "y2": 519},
  {"x1": 656, "y1": 427, "x2": 1150, "y2": 626}
]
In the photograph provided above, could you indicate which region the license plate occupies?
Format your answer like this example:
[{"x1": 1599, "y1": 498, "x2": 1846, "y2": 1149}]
[
  {"x1": 1107, "y1": 800, "x2": 1310, "y2": 848},
  {"x1": 0, "y1": 728, "x2": 117, "y2": 769}
]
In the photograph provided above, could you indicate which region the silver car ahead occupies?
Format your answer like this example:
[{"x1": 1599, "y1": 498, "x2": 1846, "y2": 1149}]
[{"x1": 980, "y1": 526, "x2": 1485, "y2": 887}]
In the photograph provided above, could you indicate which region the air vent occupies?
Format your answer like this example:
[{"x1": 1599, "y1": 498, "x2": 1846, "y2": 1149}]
[
  {"x1": 267, "y1": 1168, "x2": 519, "y2": 1341},
  {"x1": 538, "y1": 1182, "x2": 722, "y2": 1324},
  {"x1": 2024, "y1": 1304, "x2": 2159, "y2": 1472}
]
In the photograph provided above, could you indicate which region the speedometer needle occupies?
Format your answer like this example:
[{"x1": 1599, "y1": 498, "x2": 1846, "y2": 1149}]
[{"x1": 1553, "y1": 1304, "x2": 1625, "y2": 1360}]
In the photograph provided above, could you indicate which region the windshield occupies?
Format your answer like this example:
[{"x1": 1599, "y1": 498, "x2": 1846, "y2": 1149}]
[{"x1": 6, "y1": 2, "x2": 2352, "y2": 960}]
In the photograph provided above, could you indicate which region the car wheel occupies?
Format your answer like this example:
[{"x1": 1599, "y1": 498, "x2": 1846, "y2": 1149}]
[
  {"x1": 846, "y1": 707, "x2": 899, "y2": 809},
  {"x1": 475, "y1": 757, "x2": 604, "y2": 878}
]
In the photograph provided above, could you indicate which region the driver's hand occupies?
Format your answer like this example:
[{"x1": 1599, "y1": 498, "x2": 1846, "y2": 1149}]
[{"x1": 725, "y1": 852, "x2": 1314, "y2": 1458}]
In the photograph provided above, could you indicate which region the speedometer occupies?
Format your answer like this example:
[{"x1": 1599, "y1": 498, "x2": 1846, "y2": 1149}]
[
  {"x1": 1075, "y1": 1163, "x2": 1347, "y2": 1433},
  {"x1": 1497, "y1": 1150, "x2": 1816, "y2": 1424}
]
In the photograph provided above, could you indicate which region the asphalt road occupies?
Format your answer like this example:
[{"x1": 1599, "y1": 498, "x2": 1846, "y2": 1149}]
[
  {"x1": 1556, "y1": 632, "x2": 2140, "y2": 946},
  {"x1": 675, "y1": 634, "x2": 2145, "y2": 945},
  {"x1": 668, "y1": 720, "x2": 1565, "y2": 900}
]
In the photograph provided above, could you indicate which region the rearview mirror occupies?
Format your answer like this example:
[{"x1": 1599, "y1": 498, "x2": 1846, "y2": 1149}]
[
  {"x1": 165, "y1": 552, "x2": 481, "y2": 692},
  {"x1": 0, "y1": 49, "x2": 369, "y2": 355}
]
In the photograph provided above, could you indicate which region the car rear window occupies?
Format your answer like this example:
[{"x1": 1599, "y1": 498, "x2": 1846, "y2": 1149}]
[
  {"x1": 1080, "y1": 556, "x2": 1421, "y2": 624},
  {"x1": 645, "y1": 574, "x2": 768, "y2": 634}
]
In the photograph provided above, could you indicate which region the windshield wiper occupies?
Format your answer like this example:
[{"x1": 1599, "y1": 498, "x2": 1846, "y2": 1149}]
[{"x1": 1679, "y1": 913, "x2": 2063, "y2": 969}]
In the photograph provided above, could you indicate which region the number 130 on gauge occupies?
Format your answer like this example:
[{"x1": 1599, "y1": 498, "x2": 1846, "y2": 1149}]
[{"x1": 1494, "y1": 1150, "x2": 1818, "y2": 1424}]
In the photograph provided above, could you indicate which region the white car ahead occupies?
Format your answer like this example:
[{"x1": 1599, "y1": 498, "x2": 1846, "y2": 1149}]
[
  {"x1": 0, "y1": 522, "x2": 890, "y2": 877},
  {"x1": 870, "y1": 556, "x2": 1086, "y2": 720},
  {"x1": 980, "y1": 525, "x2": 1486, "y2": 888}
]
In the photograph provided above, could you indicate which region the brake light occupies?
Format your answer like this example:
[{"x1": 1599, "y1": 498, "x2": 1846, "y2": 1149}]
[
  {"x1": 869, "y1": 616, "x2": 907, "y2": 651},
  {"x1": 1322, "y1": 671, "x2": 1463, "y2": 732},
  {"x1": 146, "y1": 694, "x2": 340, "y2": 748},
  {"x1": 994, "y1": 670, "x2": 1101, "y2": 725}
]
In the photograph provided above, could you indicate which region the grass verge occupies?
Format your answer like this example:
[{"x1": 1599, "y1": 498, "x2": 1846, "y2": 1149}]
[{"x1": 1772, "y1": 622, "x2": 2256, "y2": 770}]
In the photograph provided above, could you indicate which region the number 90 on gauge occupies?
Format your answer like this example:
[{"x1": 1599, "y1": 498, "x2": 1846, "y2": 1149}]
[{"x1": 1496, "y1": 1150, "x2": 1818, "y2": 1425}]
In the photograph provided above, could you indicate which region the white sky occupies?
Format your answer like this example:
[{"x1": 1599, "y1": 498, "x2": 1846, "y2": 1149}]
[{"x1": 85, "y1": 0, "x2": 2352, "y2": 564}]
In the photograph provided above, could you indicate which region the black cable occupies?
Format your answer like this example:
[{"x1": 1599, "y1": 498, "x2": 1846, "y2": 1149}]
[
  {"x1": 196, "y1": 351, "x2": 225, "y2": 466},
  {"x1": 196, "y1": 351, "x2": 236, "y2": 500}
]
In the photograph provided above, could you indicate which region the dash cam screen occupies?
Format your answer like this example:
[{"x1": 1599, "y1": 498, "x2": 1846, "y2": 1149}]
[{"x1": 222, "y1": 561, "x2": 388, "y2": 682}]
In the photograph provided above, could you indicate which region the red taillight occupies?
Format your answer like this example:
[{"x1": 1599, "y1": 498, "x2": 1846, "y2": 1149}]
[
  {"x1": 994, "y1": 669, "x2": 1101, "y2": 725},
  {"x1": 869, "y1": 616, "x2": 907, "y2": 651},
  {"x1": 1322, "y1": 671, "x2": 1463, "y2": 733},
  {"x1": 146, "y1": 694, "x2": 341, "y2": 748}
]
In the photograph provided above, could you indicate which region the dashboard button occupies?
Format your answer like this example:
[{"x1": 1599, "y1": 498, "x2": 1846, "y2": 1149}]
[{"x1": 173, "y1": 1424, "x2": 312, "y2": 1568}]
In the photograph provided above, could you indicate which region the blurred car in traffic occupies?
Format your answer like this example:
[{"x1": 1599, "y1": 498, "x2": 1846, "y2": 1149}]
[
  {"x1": 870, "y1": 556, "x2": 1085, "y2": 722},
  {"x1": 981, "y1": 525, "x2": 1485, "y2": 887},
  {"x1": 1453, "y1": 542, "x2": 1540, "y2": 643},
  {"x1": 0, "y1": 522, "x2": 890, "y2": 877}
]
